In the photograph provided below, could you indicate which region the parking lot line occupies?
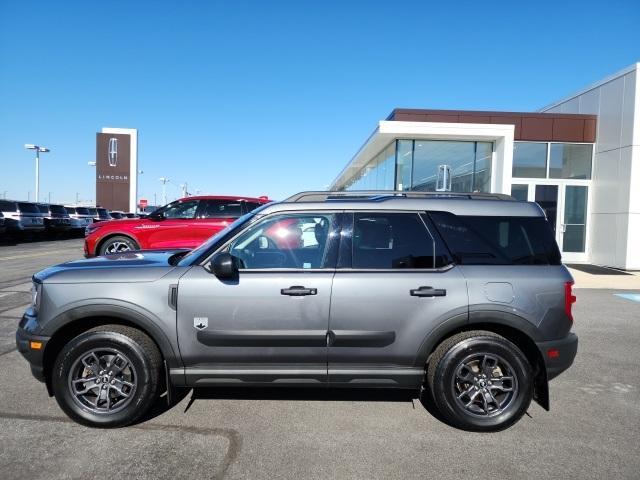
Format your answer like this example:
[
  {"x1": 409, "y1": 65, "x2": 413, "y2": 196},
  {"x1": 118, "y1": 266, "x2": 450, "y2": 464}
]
[{"x1": 614, "y1": 293, "x2": 640, "y2": 303}]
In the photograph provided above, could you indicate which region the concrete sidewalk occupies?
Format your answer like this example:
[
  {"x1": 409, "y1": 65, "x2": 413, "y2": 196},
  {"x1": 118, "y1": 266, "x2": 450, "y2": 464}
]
[{"x1": 568, "y1": 267, "x2": 640, "y2": 289}]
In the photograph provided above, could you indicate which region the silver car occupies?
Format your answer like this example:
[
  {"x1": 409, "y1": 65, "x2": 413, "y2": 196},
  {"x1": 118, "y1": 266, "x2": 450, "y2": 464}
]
[
  {"x1": 16, "y1": 191, "x2": 578, "y2": 431},
  {"x1": 64, "y1": 206, "x2": 94, "y2": 231}
]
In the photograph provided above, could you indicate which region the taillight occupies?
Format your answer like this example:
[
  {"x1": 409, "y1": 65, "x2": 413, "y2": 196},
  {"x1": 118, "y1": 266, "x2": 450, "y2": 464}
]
[{"x1": 564, "y1": 281, "x2": 577, "y2": 322}]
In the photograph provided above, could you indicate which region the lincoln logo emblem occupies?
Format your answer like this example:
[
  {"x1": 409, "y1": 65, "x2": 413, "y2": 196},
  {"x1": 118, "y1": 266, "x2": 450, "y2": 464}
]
[{"x1": 108, "y1": 137, "x2": 118, "y2": 167}]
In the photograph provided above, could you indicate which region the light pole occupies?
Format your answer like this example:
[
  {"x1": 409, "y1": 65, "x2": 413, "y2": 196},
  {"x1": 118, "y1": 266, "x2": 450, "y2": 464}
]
[
  {"x1": 159, "y1": 177, "x2": 170, "y2": 205},
  {"x1": 25, "y1": 144, "x2": 50, "y2": 204}
]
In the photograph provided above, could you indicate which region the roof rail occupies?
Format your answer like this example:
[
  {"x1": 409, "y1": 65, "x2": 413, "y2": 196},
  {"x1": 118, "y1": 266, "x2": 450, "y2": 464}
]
[{"x1": 283, "y1": 190, "x2": 514, "y2": 203}]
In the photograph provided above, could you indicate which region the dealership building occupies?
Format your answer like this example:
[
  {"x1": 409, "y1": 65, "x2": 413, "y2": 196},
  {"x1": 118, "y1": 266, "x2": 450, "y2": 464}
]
[{"x1": 331, "y1": 63, "x2": 640, "y2": 270}]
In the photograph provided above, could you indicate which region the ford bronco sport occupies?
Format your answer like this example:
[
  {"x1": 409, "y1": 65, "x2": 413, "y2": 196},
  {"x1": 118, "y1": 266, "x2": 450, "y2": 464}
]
[{"x1": 16, "y1": 191, "x2": 578, "y2": 431}]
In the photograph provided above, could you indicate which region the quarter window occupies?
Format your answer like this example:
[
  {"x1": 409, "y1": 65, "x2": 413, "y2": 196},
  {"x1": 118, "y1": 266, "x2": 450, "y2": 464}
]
[
  {"x1": 229, "y1": 213, "x2": 338, "y2": 269},
  {"x1": 352, "y1": 213, "x2": 445, "y2": 269}
]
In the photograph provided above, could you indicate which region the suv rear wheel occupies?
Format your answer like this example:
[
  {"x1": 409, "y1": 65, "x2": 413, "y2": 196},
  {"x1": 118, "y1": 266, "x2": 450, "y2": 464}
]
[
  {"x1": 426, "y1": 331, "x2": 532, "y2": 432},
  {"x1": 99, "y1": 235, "x2": 139, "y2": 255},
  {"x1": 52, "y1": 325, "x2": 162, "y2": 428}
]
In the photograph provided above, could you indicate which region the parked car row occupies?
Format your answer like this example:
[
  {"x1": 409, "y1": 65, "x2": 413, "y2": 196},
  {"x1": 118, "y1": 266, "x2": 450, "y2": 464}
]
[{"x1": 0, "y1": 199, "x2": 141, "y2": 238}]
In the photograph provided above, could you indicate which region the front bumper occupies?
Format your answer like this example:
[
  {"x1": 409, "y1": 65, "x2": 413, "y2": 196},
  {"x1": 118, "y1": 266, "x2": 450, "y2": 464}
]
[
  {"x1": 16, "y1": 311, "x2": 50, "y2": 383},
  {"x1": 536, "y1": 332, "x2": 578, "y2": 381}
]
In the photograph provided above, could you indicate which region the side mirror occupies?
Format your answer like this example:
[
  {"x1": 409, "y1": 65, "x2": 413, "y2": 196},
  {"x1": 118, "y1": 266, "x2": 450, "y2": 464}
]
[
  {"x1": 209, "y1": 252, "x2": 238, "y2": 279},
  {"x1": 149, "y1": 212, "x2": 164, "y2": 221}
]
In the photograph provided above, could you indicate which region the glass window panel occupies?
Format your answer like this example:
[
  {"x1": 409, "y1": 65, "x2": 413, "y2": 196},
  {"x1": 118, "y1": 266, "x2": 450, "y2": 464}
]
[
  {"x1": 352, "y1": 213, "x2": 436, "y2": 269},
  {"x1": 535, "y1": 185, "x2": 558, "y2": 232},
  {"x1": 563, "y1": 225, "x2": 586, "y2": 252},
  {"x1": 395, "y1": 140, "x2": 412, "y2": 191},
  {"x1": 513, "y1": 142, "x2": 547, "y2": 178},
  {"x1": 473, "y1": 142, "x2": 493, "y2": 192},
  {"x1": 229, "y1": 213, "x2": 338, "y2": 269},
  {"x1": 412, "y1": 141, "x2": 476, "y2": 192},
  {"x1": 549, "y1": 143, "x2": 592, "y2": 179},
  {"x1": 510, "y1": 184, "x2": 529, "y2": 201},
  {"x1": 564, "y1": 185, "x2": 587, "y2": 224},
  {"x1": 562, "y1": 185, "x2": 587, "y2": 253}
]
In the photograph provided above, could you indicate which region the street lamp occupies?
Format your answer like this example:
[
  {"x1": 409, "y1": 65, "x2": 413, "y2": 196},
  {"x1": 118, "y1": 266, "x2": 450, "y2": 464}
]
[
  {"x1": 159, "y1": 177, "x2": 170, "y2": 205},
  {"x1": 25, "y1": 144, "x2": 50, "y2": 203}
]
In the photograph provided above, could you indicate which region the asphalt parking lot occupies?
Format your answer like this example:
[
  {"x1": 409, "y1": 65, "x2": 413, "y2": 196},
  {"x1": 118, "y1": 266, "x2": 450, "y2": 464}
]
[{"x1": 0, "y1": 238, "x2": 638, "y2": 479}]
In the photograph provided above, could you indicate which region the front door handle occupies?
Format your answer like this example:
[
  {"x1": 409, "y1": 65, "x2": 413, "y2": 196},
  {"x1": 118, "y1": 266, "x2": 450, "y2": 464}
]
[
  {"x1": 281, "y1": 285, "x2": 317, "y2": 296},
  {"x1": 410, "y1": 286, "x2": 447, "y2": 297}
]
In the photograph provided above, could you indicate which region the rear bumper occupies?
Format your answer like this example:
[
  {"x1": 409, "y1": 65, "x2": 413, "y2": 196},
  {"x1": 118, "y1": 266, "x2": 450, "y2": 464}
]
[
  {"x1": 16, "y1": 312, "x2": 50, "y2": 383},
  {"x1": 536, "y1": 333, "x2": 578, "y2": 381}
]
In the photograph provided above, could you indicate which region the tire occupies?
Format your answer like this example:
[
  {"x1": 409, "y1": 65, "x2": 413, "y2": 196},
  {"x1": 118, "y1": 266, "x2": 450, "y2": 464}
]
[
  {"x1": 52, "y1": 325, "x2": 162, "y2": 428},
  {"x1": 426, "y1": 330, "x2": 532, "y2": 432},
  {"x1": 99, "y1": 235, "x2": 139, "y2": 256}
]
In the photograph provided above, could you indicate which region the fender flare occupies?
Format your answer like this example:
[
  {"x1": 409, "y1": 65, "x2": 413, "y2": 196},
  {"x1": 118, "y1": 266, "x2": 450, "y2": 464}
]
[
  {"x1": 413, "y1": 309, "x2": 549, "y2": 410},
  {"x1": 43, "y1": 302, "x2": 181, "y2": 369}
]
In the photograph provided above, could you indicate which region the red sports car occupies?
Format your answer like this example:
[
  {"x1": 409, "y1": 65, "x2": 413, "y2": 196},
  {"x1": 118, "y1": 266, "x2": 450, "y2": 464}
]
[{"x1": 84, "y1": 195, "x2": 270, "y2": 257}]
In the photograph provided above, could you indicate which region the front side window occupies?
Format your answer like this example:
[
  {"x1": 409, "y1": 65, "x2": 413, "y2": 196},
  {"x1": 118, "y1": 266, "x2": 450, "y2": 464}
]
[
  {"x1": 229, "y1": 213, "x2": 338, "y2": 269},
  {"x1": 352, "y1": 213, "x2": 440, "y2": 269},
  {"x1": 158, "y1": 200, "x2": 199, "y2": 219},
  {"x1": 199, "y1": 200, "x2": 243, "y2": 219}
]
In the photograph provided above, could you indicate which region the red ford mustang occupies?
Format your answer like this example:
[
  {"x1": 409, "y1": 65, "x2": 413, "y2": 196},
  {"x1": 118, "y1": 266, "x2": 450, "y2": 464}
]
[{"x1": 84, "y1": 195, "x2": 270, "y2": 257}]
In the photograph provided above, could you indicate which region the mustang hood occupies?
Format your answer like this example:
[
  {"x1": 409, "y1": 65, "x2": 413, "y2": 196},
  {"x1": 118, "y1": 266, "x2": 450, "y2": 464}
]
[{"x1": 34, "y1": 250, "x2": 188, "y2": 284}]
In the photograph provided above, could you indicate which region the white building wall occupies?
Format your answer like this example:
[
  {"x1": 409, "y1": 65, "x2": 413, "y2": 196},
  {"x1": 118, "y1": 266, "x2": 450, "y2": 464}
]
[{"x1": 541, "y1": 63, "x2": 640, "y2": 269}]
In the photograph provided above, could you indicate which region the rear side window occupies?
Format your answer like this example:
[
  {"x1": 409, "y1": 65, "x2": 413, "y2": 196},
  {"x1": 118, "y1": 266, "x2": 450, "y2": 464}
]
[
  {"x1": 0, "y1": 200, "x2": 17, "y2": 212},
  {"x1": 429, "y1": 212, "x2": 561, "y2": 265},
  {"x1": 18, "y1": 202, "x2": 40, "y2": 214},
  {"x1": 199, "y1": 200, "x2": 243, "y2": 218},
  {"x1": 352, "y1": 213, "x2": 449, "y2": 269}
]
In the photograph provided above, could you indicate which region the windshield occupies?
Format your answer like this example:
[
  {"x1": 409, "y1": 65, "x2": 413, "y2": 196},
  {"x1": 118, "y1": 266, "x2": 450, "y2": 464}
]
[
  {"x1": 37, "y1": 204, "x2": 49, "y2": 213},
  {"x1": 178, "y1": 208, "x2": 267, "y2": 266},
  {"x1": 75, "y1": 207, "x2": 90, "y2": 215}
]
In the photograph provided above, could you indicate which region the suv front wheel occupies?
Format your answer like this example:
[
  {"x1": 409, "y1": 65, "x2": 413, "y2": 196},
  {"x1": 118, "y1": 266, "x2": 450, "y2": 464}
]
[
  {"x1": 99, "y1": 236, "x2": 140, "y2": 256},
  {"x1": 52, "y1": 325, "x2": 162, "y2": 428},
  {"x1": 427, "y1": 331, "x2": 532, "y2": 432}
]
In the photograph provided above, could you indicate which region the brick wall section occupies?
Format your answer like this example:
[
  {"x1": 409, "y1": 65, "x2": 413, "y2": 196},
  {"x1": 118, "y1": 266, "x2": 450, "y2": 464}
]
[{"x1": 388, "y1": 108, "x2": 597, "y2": 142}]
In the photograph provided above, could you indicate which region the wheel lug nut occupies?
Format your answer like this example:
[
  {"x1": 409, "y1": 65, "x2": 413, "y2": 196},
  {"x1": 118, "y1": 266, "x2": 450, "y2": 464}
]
[{"x1": 110, "y1": 380, "x2": 115, "y2": 384}]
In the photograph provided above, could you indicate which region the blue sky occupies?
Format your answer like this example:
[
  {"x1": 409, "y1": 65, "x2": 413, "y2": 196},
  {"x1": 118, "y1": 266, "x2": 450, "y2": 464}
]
[{"x1": 1, "y1": 0, "x2": 638, "y2": 204}]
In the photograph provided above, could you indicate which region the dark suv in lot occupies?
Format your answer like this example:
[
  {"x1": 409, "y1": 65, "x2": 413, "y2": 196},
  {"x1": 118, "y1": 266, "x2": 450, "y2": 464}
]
[
  {"x1": 16, "y1": 191, "x2": 577, "y2": 431},
  {"x1": 36, "y1": 204, "x2": 72, "y2": 234},
  {"x1": 0, "y1": 200, "x2": 45, "y2": 233}
]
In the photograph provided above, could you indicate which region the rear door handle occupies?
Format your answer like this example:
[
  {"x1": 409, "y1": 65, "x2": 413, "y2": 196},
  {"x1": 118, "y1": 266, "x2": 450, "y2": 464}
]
[
  {"x1": 281, "y1": 285, "x2": 317, "y2": 296},
  {"x1": 410, "y1": 286, "x2": 446, "y2": 297}
]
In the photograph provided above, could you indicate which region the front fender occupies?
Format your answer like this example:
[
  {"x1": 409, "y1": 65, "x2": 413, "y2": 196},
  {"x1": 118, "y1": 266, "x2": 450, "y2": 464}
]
[{"x1": 42, "y1": 300, "x2": 181, "y2": 368}]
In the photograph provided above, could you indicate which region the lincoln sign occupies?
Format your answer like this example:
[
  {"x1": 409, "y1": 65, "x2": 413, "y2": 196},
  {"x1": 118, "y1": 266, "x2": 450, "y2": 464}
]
[{"x1": 96, "y1": 133, "x2": 131, "y2": 211}]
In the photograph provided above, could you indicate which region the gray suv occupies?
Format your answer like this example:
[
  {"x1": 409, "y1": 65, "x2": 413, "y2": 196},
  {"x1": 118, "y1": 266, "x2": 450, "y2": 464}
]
[{"x1": 16, "y1": 191, "x2": 578, "y2": 431}]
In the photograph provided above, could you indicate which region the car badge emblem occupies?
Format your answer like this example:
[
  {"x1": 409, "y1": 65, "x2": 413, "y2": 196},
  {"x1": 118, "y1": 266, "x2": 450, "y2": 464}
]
[
  {"x1": 108, "y1": 137, "x2": 118, "y2": 167},
  {"x1": 193, "y1": 317, "x2": 208, "y2": 330}
]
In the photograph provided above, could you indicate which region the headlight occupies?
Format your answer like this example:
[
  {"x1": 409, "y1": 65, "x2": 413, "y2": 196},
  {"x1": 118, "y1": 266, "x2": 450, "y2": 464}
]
[
  {"x1": 85, "y1": 223, "x2": 101, "y2": 237},
  {"x1": 30, "y1": 282, "x2": 42, "y2": 313}
]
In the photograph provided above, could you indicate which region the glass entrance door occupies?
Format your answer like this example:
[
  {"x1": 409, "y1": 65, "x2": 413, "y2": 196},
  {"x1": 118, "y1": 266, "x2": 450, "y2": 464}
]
[{"x1": 510, "y1": 182, "x2": 589, "y2": 263}]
